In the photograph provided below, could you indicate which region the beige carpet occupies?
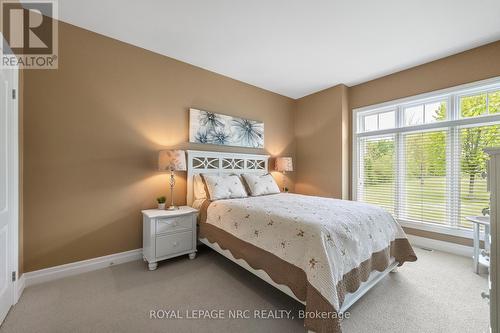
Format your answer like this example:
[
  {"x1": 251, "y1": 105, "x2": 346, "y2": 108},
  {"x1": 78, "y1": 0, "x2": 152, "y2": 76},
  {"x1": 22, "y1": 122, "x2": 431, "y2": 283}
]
[{"x1": 0, "y1": 246, "x2": 489, "y2": 333}]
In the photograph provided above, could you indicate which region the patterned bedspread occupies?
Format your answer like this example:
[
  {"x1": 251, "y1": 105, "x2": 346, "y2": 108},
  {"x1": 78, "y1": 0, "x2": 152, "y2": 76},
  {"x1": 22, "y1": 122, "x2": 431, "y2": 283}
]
[{"x1": 203, "y1": 193, "x2": 416, "y2": 313}]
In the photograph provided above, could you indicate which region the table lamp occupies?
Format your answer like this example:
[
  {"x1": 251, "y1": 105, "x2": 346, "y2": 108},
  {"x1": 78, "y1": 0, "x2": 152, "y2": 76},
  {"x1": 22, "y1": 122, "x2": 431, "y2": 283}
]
[
  {"x1": 275, "y1": 157, "x2": 293, "y2": 192},
  {"x1": 158, "y1": 150, "x2": 186, "y2": 210}
]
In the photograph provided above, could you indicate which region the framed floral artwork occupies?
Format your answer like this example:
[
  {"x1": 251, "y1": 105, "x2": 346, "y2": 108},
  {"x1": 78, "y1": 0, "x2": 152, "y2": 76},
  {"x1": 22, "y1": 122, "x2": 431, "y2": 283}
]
[{"x1": 189, "y1": 108, "x2": 264, "y2": 148}]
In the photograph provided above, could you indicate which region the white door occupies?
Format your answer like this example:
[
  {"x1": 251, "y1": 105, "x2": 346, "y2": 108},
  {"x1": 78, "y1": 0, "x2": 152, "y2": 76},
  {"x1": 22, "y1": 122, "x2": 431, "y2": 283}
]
[{"x1": 0, "y1": 66, "x2": 18, "y2": 326}]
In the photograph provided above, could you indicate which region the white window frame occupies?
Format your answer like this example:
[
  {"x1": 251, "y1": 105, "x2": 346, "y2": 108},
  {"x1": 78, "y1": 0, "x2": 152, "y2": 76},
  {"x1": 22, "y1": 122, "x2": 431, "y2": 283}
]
[
  {"x1": 353, "y1": 76, "x2": 500, "y2": 239},
  {"x1": 402, "y1": 97, "x2": 449, "y2": 126}
]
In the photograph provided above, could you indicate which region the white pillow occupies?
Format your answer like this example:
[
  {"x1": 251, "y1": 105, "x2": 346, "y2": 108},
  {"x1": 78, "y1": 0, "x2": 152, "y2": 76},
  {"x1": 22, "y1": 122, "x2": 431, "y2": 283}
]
[
  {"x1": 193, "y1": 174, "x2": 207, "y2": 200},
  {"x1": 201, "y1": 174, "x2": 248, "y2": 200},
  {"x1": 242, "y1": 173, "x2": 280, "y2": 196}
]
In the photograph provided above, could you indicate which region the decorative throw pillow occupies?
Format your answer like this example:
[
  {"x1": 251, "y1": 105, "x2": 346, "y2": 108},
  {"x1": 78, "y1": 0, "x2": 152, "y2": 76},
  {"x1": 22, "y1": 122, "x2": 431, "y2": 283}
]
[
  {"x1": 242, "y1": 173, "x2": 280, "y2": 196},
  {"x1": 193, "y1": 174, "x2": 207, "y2": 200},
  {"x1": 201, "y1": 174, "x2": 248, "y2": 200}
]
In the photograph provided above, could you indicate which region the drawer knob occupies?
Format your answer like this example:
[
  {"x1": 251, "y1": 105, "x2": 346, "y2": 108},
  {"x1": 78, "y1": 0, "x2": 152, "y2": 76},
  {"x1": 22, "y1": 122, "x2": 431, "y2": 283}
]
[
  {"x1": 173, "y1": 241, "x2": 179, "y2": 247},
  {"x1": 481, "y1": 291, "x2": 490, "y2": 300}
]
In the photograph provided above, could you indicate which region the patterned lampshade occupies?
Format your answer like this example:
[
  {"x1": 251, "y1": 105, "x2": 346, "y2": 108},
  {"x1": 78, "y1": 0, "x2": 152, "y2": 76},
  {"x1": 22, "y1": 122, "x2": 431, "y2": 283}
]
[
  {"x1": 158, "y1": 150, "x2": 187, "y2": 171},
  {"x1": 275, "y1": 157, "x2": 293, "y2": 172}
]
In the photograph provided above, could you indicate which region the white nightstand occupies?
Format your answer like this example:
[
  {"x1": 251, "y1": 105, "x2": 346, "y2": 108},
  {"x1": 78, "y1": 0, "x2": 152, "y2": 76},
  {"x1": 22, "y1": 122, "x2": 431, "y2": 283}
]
[{"x1": 142, "y1": 206, "x2": 198, "y2": 270}]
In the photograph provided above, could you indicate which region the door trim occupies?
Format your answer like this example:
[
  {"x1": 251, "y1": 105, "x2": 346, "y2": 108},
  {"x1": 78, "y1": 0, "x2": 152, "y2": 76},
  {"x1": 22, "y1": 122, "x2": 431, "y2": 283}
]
[
  {"x1": 7, "y1": 67, "x2": 20, "y2": 305},
  {"x1": 7, "y1": 66, "x2": 19, "y2": 307}
]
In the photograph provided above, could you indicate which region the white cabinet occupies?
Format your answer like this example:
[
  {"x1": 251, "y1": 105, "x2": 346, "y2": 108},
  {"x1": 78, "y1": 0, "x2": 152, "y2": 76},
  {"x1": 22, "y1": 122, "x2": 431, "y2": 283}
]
[
  {"x1": 486, "y1": 148, "x2": 500, "y2": 333},
  {"x1": 142, "y1": 207, "x2": 197, "y2": 270}
]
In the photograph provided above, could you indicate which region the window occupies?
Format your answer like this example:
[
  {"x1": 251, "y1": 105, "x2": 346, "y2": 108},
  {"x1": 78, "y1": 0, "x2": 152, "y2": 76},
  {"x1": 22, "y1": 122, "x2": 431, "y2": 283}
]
[
  {"x1": 358, "y1": 136, "x2": 395, "y2": 214},
  {"x1": 354, "y1": 80, "x2": 500, "y2": 234},
  {"x1": 361, "y1": 110, "x2": 395, "y2": 132},
  {"x1": 401, "y1": 130, "x2": 447, "y2": 225},
  {"x1": 404, "y1": 101, "x2": 447, "y2": 126},
  {"x1": 378, "y1": 111, "x2": 395, "y2": 130},
  {"x1": 460, "y1": 89, "x2": 500, "y2": 118},
  {"x1": 490, "y1": 90, "x2": 500, "y2": 113},
  {"x1": 459, "y1": 124, "x2": 500, "y2": 227}
]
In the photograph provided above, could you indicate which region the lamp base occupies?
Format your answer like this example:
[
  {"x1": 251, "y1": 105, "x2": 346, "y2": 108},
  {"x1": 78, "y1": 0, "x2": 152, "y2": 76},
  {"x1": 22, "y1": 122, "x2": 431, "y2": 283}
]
[{"x1": 166, "y1": 205, "x2": 179, "y2": 211}]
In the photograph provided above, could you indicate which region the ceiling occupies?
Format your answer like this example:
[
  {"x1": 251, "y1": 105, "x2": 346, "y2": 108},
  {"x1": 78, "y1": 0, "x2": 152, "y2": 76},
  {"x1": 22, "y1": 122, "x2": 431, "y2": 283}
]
[{"x1": 58, "y1": 0, "x2": 500, "y2": 99}]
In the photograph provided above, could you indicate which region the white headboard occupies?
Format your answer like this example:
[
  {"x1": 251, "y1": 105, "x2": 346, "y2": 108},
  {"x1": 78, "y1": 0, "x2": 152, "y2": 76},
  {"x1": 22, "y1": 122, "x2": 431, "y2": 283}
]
[{"x1": 186, "y1": 150, "x2": 270, "y2": 205}]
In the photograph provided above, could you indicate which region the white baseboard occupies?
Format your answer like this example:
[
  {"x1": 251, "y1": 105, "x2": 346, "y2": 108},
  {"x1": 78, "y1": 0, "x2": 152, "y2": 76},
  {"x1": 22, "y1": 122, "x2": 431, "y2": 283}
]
[
  {"x1": 13, "y1": 236, "x2": 471, "y2": 301},
  {"x1": 22, "y1": 249, "x2": 143, "y2": 288},
  {"x1": 407, "y1": 235, "x2": 473, "y2": 258},
  {"x1": 14, "y1": 274, "x2": 25, "y2": 304}
]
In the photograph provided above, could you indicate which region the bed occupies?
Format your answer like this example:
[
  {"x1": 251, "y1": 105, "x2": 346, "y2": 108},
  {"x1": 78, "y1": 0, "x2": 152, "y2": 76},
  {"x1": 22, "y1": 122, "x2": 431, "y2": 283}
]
[{"x1": 186, "y1": 150, "x2": 417, "y2": 333}]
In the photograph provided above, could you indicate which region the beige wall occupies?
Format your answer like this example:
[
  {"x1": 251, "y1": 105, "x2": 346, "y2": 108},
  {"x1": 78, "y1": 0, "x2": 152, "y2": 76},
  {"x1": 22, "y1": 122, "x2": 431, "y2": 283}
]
[
  {"x1": 293, "y1": 41, "x2": 500, "y2": 246},
  {"x1": 350, "y1": 40, "x2": 500, "y2": 109},
  {"x1": 21, "y1": 21, "x2": 500, "y2": 271},
  {"x1": 294, "y1": 85, "x2": 349, "y2": 199},
  {"x1": 22, "y1": 22, "x2": 295, "y2": 272},
  {"x1": 349, "y1": 40, "x2": 500, "y2": 245},
  {"x1": 403, "y1": 227, "x2": 474, "y2": 247}
]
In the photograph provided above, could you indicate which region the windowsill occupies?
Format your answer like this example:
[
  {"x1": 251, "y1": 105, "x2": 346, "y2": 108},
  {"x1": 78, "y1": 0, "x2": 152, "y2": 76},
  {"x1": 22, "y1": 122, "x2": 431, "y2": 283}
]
[{"x1": 398, "y1": 219, "x2": 481, "y2": 240}]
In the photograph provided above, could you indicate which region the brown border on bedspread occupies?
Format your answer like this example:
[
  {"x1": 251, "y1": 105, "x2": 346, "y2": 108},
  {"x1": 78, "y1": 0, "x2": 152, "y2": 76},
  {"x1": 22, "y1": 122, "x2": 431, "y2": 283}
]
[{"x1": 198, "y1": 200, "x2": 417, "y2": 333}]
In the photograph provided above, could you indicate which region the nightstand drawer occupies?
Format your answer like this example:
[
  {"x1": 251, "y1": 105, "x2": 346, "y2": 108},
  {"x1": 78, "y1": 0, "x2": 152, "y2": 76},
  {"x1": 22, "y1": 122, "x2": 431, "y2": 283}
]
[
  {"x1": 156, "y1": 230, "x2": 193, "y2": 258},
  {"x1": 156, "y1": 215, "x2": 193, "y2": 235}
]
